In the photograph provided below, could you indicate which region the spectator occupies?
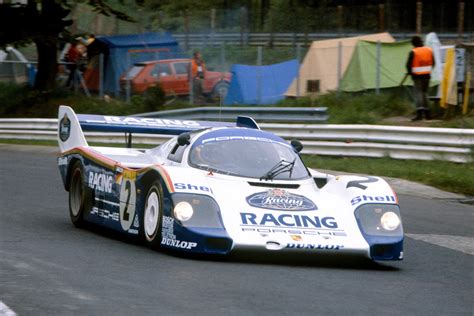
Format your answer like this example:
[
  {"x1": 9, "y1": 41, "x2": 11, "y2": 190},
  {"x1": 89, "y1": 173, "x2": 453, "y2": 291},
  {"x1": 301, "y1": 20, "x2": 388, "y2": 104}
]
[
  {"x1": 190, "y1": 51, "x2": 206, "y2": 103},
  {"x1": 65, "y1": 41, "x2": 88, "y2": 89},
  {"x1": 406, "y1": 35, "x2": 435, "y2": 121},
  {"x1": 65, "y1": 42, "x2": 79, "y2": 88}
]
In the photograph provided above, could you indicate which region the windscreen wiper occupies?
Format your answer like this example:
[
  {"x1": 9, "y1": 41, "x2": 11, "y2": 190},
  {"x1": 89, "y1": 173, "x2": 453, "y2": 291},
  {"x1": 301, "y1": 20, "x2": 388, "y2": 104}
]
[{"x1": 260, "y1": 158, "x2": 296, "y2": 181}]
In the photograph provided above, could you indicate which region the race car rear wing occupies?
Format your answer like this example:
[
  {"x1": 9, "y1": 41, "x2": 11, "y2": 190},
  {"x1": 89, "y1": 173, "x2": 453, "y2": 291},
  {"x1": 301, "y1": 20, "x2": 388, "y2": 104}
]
[{"x1": 58, "y1": 105, "x2": 259, "y2": 152}]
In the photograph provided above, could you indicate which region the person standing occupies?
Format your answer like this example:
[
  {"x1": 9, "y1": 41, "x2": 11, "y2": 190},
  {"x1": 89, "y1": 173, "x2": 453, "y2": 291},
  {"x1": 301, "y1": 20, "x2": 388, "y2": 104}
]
[
  {"x1": 406, "y1": 35, "x2": 435, "y2": 121},
  {"x1": 190, "y1": 51, "x2": 206, "y2": 104},
  {"x1": 65, "y1": 42, "x2": 79, "y2": 88}
]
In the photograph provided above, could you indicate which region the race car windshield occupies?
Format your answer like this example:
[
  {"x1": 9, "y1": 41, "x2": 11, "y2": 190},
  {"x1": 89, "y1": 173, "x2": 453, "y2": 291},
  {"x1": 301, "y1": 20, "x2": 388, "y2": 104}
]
[{"x1": 188, "y1": 139, "x2": 309, "y2": 180}]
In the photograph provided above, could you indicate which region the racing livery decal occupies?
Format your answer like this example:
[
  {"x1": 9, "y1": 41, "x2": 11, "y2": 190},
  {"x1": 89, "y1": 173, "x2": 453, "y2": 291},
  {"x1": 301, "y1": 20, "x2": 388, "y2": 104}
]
[
  {"x1": 246, "y1": 189, "x2": 317, "y2": 211},
  {"x1": 59, "y1": 114, "x2": 71, "y2": 141},
  {"x1": 88, "y1": 171, "x2": 114, "y2": 194},
  {"x1": 119, "y1": 178, "x2": 137, "y2": 232},
  {"x1": 240, "y1": 212, "x2": 337, "y2": 229},
  {"x1": 58, "y1": 156, "x2": 68, "y2": 166},
  {"x1": 161, "y1": 216, "x2": 197, "y2": 249},
  {"x1": 351, "y1": 195, "x2": 396, "y2": 206},
  {"x1": 286, "y1": 243, "x2": 344, "y2": 250},
  {"x1": 90, "y1": 206, "x2": 119, "y2": 221},
  {"x1": 174, "y1": 183, "x2": 211, "y2": 193}
]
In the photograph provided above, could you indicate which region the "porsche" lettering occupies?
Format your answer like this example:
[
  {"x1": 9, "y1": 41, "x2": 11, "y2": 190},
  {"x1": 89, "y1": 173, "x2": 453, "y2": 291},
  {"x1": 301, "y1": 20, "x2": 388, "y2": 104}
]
[
  {"x1": 241, "y1": 227, "x2": 347, "y2": 237},
  {"x1": 91, "y1": 207, "x2": 119, "y2": 221},
  {"x1": 240, "y1": 212, "x2": 338, "y2": 229}
]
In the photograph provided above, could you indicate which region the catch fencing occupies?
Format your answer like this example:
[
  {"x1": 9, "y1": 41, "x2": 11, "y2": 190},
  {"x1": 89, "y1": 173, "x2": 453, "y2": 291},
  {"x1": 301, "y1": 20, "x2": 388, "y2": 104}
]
[
  {"x1": 173, "y1": 32, "x2": 474, "y2": 48},
  {"x1": 0, "y1": 118, "x2": 472, "y2": 163}
]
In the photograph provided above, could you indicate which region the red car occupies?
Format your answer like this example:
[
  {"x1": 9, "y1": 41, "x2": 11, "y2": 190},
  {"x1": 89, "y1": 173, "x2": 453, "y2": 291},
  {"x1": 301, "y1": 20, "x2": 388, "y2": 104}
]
[{"x1": 121, "y1": 58, "x2": 231, "y2": 99}]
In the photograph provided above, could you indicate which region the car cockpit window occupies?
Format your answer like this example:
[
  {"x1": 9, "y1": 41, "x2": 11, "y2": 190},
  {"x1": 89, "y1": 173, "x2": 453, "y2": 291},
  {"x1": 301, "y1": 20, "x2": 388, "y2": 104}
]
[{"x1": 188, "y1": 135, "x2": 309, "y2": 180}]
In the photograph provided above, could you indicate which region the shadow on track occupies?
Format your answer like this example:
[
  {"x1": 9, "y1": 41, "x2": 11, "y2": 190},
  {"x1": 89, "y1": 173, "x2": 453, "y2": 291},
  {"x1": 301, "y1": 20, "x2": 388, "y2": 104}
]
[
  {"x1": 174, "y1": 250, "x2": 400, "y2": 272},
  {"x1": 77, "y1": 223, "x2": 400, "y2": 272}
]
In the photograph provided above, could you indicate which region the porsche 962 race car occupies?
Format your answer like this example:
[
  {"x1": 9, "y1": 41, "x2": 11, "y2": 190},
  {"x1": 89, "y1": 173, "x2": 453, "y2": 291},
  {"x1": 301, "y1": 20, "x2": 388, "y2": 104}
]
[{"x1": 57, "y1": 106, "x2": 404, "y2": 261}]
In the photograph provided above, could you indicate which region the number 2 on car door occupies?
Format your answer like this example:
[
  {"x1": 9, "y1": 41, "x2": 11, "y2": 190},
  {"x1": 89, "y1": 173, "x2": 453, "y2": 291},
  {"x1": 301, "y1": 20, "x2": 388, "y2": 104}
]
[{"x1": 120, "y1": 179, "x2": 136, "y2": 231}]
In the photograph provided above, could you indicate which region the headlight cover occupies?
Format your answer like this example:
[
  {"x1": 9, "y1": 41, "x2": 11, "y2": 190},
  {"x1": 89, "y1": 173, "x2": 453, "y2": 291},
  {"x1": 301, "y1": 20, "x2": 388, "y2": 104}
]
[
  {"x1": 380, "y1": 211, "x2": 401, "y2": 231},
  {"x1": 171, "y1": 193, "x2": 224, "y2": 228},
  {"x1": 354, "y1": 204, "x2": 403, "y2": 236},
  {"x1": 173, "y1": 201, "x2": 194, "y2": 222}
]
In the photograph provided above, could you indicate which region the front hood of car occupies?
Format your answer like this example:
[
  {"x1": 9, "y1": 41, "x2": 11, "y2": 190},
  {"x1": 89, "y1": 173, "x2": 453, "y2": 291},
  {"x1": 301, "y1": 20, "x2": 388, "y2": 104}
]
[{"x1": 203, "y1": 174, "x2": 369, "y2": 252}]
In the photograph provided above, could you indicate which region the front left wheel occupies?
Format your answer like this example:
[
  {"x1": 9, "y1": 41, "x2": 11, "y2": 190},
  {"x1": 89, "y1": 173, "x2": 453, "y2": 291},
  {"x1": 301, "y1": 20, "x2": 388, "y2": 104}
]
[{"x1": 141, "y1": 181, "x2": 164, "y2": 249}]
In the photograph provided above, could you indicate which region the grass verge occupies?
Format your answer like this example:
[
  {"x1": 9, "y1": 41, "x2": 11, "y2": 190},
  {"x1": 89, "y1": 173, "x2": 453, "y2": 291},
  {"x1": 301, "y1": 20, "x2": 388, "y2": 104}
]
[
  {"x1": 302, "y1": 155, "x2": 474, "y2": 196},
  {"x1": 1, "y1": 83, "x2": 472, "y2": 128}
]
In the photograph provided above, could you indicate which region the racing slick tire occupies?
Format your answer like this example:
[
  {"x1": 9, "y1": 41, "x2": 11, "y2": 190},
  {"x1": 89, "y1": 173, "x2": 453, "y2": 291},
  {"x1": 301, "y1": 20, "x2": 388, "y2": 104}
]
[
  {"x1": 68, "y1": 161, "x2": 91, "y2": 228},
  {"x1": 141, "y1": 181, "x2": 164, "y2": 249},
  {"x1": 211, "y1": 81, "x2": 229, "y2": 101}
]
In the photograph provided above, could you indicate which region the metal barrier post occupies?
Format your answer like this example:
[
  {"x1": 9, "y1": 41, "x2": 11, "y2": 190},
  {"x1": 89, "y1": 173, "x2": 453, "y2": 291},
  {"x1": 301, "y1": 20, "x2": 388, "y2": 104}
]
[
  {"x1": 376, "y1": 40, "x2": 381, "y2": 95},
  {"x1": 220, "y1": 43, "x2": 226, "y2": 66},
  {"x1": 189, "y1": 64, "x2": 194, "y2": 105},
  {"x1": 99, "y1": 54, "x2": 104, "y2": 98},
  {"x1": 296, "y1": 43, "x2": 301, "y2": 98},
  {"x1": 257, "y1": 46, "x2": 262, "y2": 105},
  {"x1": 210, "y1": 8, "x2": 216, "y2": 47},
  {"x1": 74, "y1": 68, "x2": 79, "y2": 93},
  {"x1": 125, "y1": 52, "x2": 131, "y2": 103},
  {"x1": 337, "y1": 41, "x2": 342, "y2": 95}
]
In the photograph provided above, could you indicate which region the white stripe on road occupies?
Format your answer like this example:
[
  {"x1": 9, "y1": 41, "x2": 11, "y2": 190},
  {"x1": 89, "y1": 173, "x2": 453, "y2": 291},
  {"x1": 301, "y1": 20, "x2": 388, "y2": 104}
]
[
  {"x1": 0, "y1": 301, "x2": 17, "y2": 316},
  {"x1": 406, "y1": 234, "x2": 474, "y2": 255}
]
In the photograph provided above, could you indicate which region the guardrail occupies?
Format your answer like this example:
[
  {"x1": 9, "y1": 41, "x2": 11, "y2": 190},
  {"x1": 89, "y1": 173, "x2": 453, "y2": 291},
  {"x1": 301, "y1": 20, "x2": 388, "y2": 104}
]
[
  {"x1": 136, "y1": 107, "x2": 329, "y2": 123},
  {"x1": 0, "y1": 118, "x2": 472, "y2": 163},
  {"x1": 174, "y1": 32, "x2": 473, "y2": 46}
]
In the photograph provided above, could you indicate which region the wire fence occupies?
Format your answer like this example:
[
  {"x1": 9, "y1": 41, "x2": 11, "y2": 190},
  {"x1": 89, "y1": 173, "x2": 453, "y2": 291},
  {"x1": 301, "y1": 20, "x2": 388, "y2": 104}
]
[{"x1": 69, "y1": 3, "x2": 473, "y2": 38}]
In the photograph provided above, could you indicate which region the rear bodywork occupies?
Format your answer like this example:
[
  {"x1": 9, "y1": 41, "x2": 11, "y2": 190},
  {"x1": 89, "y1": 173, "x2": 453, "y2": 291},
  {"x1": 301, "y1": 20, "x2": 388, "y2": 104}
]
[{"x1": 57, "y1": 106, "x2": 403, "y2": 260}]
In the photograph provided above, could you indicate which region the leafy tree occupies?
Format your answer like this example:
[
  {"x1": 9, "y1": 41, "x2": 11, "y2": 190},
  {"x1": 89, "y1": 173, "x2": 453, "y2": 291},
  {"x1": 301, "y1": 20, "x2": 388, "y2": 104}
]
[{"x1": 0, "y1": 0, "x2": 134, "y2": 91}]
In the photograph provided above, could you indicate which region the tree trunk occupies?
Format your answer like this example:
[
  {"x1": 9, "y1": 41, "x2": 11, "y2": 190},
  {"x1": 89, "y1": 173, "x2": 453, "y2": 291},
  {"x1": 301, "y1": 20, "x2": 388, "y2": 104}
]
[{"x1": 34, "y1": 37, "x2": 58, "y2": 91}]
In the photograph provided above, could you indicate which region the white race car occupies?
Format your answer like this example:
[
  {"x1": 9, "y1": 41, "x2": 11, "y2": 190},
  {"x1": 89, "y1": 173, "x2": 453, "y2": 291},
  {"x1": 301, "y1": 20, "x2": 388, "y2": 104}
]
[{"x1": 57, "y1": 105, "x2": 404, "y2": 261}]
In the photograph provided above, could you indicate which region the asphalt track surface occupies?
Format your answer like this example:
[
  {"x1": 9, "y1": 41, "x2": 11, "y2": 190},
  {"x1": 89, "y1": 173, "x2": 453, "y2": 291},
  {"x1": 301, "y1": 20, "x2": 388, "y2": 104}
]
[{"x1": 0, "y1": 147, "x2": 473, "y2": 315}]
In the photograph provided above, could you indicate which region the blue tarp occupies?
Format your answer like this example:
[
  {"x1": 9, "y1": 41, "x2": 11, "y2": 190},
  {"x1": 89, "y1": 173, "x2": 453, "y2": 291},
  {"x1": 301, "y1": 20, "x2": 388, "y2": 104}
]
[
  {"x1": 97, "y1": 32, "x2": 182, "y2": 95},
  {"x1": 224, "y1": 59, "x2": 299, "y2": 105}
]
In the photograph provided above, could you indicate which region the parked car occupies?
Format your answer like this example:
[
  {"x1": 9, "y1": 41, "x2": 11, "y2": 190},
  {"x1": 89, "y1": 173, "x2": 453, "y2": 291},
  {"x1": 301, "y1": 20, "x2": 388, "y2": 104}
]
[{"x1": 121, "y1": 58, "x2": 231, "y2": 99}]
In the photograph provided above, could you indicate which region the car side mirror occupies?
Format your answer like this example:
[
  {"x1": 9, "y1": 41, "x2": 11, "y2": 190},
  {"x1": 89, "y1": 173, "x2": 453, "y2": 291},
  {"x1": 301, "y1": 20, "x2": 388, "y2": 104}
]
[
  {"x1": 177, "y1": 133, "x2": 191, "y2": 146},
  {"x1": 291, "y1": 139, "x2": 303, "y2": 153}
]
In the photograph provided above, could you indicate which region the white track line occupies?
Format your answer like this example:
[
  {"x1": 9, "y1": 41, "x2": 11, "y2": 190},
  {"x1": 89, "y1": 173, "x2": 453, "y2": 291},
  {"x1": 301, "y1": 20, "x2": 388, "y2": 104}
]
[
  {"x1": 406, "y1": 234, "x2": 474, "y2": 255},
  {"x1": 0, "y1": 301, "x2": 17, "y2": 316}
]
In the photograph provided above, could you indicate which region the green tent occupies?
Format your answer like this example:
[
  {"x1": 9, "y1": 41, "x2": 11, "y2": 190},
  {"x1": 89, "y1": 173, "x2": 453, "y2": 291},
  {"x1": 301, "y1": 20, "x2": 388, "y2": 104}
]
[{"x1": 340, "y1": 40, "x2": 414, "y2": 92}]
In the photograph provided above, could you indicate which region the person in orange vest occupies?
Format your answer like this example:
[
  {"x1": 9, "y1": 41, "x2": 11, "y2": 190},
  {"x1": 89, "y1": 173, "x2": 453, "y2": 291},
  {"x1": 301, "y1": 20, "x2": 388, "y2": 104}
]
[
  {"x1": 190, "y1": 51, "x2": 206, "y2": 103},
  {"x1": 406, "y1": 35, "x2": 435, "y2": 121}
]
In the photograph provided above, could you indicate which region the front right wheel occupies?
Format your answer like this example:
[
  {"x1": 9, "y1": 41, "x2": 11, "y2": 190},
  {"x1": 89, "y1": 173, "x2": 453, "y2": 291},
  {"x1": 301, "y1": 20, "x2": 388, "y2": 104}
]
[{"x1": 141, "y1": 181, "x2": 164, "y2": 249}]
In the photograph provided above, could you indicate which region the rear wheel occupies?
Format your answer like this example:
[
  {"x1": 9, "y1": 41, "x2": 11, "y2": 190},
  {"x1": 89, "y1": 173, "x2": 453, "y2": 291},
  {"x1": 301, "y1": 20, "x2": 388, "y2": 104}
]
[
  {"x1": 211, "y1": 81, "x2": 229, "y2": 101},
  {"x1": 68, "y1": 161, "x2": 90, "y2": 227},
  {"x1": 141, "y1": 181, "x2": 164, "y2": 249}
]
